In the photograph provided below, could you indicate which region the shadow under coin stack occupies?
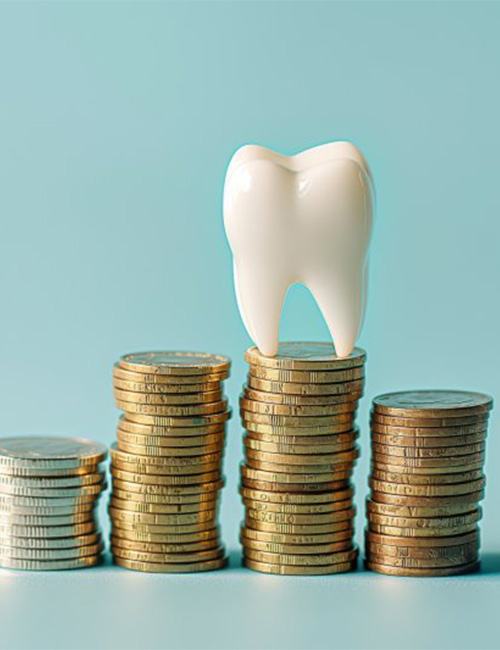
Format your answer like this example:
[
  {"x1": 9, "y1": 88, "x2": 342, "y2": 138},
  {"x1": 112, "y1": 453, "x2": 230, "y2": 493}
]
[
  {"x1": 109, "y1": 351, "x2": 231, "y2": 573},
  {"x1": 0, "y1": 437, "x2": 107, "y2": 570},
  {"x1": 239, "y1": 342, "x2": 366, "y2": 575},
  {"x1": 365, "y1": 390, "x2": 493, "y2": 576}
]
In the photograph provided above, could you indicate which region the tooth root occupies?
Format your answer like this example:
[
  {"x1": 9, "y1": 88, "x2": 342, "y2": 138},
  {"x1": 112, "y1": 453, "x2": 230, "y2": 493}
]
[
  {"x1": 234, "y1": 262, "x2": 288, "y2": 357},
  {"x1": 308, "y1": 269, "x2": 364, "y2": 358}
]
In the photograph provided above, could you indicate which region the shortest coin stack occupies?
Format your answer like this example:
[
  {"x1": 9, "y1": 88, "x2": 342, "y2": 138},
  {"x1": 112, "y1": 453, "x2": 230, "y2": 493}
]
[
  {"x1": 240, "y1": 342, "x2": 366, "y2": 575},
  {"x1": 0, "y1": 436, "x2": 107, "y2": 570},
  {"x1": 365, "y1": 390, "x2": 493, "y2": 576},
  {"x1": 110, "y1": 351, "x2": 231, "y2": 573}
]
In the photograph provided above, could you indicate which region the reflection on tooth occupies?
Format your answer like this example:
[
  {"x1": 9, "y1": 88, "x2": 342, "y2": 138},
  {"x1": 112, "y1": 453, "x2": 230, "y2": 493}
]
[{"x1": 223, "y1": 141, "x2": 373, "y2": 358}]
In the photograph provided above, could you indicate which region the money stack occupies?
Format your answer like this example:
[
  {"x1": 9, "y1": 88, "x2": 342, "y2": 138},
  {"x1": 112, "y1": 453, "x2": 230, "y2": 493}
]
[
  {"x1": 0, "y1": 436, "x2": 107, "y2": 570},
  {"x1": 109, "y1": 351, "x2": 231, "y2": 573},
  {"x1": 365, "y1": 390, "x2": 494, "y2": 576},
  {"x1": 239, "y1": 342, "x2": 366, "y2": 575}
]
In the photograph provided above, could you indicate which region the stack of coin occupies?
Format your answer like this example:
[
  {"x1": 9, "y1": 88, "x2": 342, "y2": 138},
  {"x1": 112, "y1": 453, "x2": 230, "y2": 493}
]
[
  {"x1": 110, "y1": 351, "x2": 231, "y2": 573},
  {"x1": 0, "y1": 436, "x2": 107, "y2": 570},
  {"x1": 365, "y1": 390, "x2": 493, "y2": 576},
  {"x1": 239, "y1": 342, "x2": 366, "y2": 575}
]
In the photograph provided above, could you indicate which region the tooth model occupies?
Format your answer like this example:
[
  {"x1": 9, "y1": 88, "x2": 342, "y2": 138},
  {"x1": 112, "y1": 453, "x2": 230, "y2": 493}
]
[{"x1": 223, "y1": 141, "x2": 374, "y2": 358}]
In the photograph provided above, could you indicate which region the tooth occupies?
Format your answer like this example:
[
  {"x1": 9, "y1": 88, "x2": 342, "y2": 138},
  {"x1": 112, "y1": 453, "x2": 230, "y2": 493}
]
[{"x1": 223, "y1": 142, "x2": 373, "y2": 357}]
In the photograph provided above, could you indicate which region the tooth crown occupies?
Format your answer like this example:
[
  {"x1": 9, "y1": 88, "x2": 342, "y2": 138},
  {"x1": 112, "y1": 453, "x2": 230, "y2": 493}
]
[{"x1": 223, "y1": 142, "x2": 374, "y2": 358}]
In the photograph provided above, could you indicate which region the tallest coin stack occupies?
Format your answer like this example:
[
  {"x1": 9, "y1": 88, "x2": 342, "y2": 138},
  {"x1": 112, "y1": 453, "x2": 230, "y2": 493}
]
[
  {"x1": 109, "y1": 352, "x2": 231, "y2": 573},
  {"x1": 239, "y1": 342, "x2": 366, "y2": 575}
]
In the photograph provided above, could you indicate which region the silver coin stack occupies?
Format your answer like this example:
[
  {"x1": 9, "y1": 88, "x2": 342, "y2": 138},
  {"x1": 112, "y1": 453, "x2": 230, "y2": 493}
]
[{"x1": 0, "y1": 437, "x2": 107, "y2": 570}]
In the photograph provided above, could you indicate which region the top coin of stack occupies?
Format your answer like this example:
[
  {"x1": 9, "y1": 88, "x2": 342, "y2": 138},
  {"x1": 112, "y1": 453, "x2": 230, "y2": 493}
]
[
  {"x1": 0, "y1": 436, "x2": 107, "y2": 570},
  {"x1": 240, "y1": 342, "x2": 366, "y2": 575},
  {"x1": 110, "y1": 351, "x2": 231, "y2": 573},
  {"x1": 365, "y1": 390, "x2": 493, "y2": 576}
]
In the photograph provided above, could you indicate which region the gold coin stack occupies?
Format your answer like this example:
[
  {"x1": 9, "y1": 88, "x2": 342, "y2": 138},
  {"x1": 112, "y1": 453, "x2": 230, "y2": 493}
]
[
  {"x1": 109, "y1": 351, "x2": 231, "y2": 573},
  {"x1": 365, "y1": 390, "x2": 494, "y2": 576},
  {"x1": 0, "y1": 436, "x2": 107, "y2": 570},
  {"x1": 239, "y1": 342, "x2": 366, "y2": 575}
]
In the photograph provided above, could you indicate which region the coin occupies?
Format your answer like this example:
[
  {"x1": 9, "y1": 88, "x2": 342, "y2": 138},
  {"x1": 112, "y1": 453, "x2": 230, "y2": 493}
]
[
  {"x1": 366, "y1": 540, "x2": 478, "y2": 562},
  {"x1": 239, "y1": 486, "x2": 354, "y2": 505},
  {"x1": 240, "y1": 397, "x2": 356, "y2": 417},
  {"x1": 110, "y1": 536, "x2": 219, "y2": 554},
  {"x1": 109, "y1": 507, "x2": 216, "y2": 526},
  {"x1": 365, "y1": 559, "x2": 479, "y2": 576},
  {"x1": 116, "y1": 441, "x2": 224, "y2": 457},
  {"x1": 371, "y1": 468, "x2": 484, "y2": 485},
  {"x1": 242, "y1": 526, "x2": 354, "y2": 545},
  {"x1": 0, "y1": 521, "x2": 97, "y2": 538},
  {"x1": 0, "y1": 437, "x2": 107, "y2": 470},
  {"x1": 0, "y1": 532, "x2": 101, "y2": 550},
  {"x1": 367, "y1": 552, "x2": 478, "y2": 569},
  {"x1": 248, "y1": 376, "x2": 364, "y2": 396},
  {"x1": 114, "y1": 555, "x2": 227, "y2": 573},
  {"x1": 0, "y1": 555, "x2": 101, "y2": 571},
  {"x1": 368, "y1": 522, "x2": 478, "y2": 537},
  {"x1": 366, "y1": 499, "x2": 480, "y2": 518},
  {"x1": 243, "y1": 388, "x2": 358, "y2": 406},
  {"x1": 241, "y1": 465, "x2": 351, "y2": 485},
  {"x1": 245, "y1": 343, "x2": 366, "y2": 370},
  {"x1": 0, "y1": 502, "x2": 95, "y2": 516},
  {"x1": 110, "y1": 443, "x2": 222, "y2": 467},
  {"x1": 118, "y1": 416, "x2": 227, "y2": 436},
  {"x1": 245, "y1": 447, "x2": 359, "y2": 467},
  {"x1": 245, "y1": 507, "x2": 355, "y2": 526},
  {"x1": 113, "y1": 365, "x2": 228, "y2": 385},
  {"x1": 369, "y1": 478, "x2": 485, "y2": 497},
  {"x1": 111, "y1": 545, "x2": 225, "y2": 564},
  {"x1": 240, "y1": 536, "x2": 354, "y2": 555},
  {"x1": 118, "y1": 352, "x2": 231, "y2": 376},
  {"x1": 114, "y1": 388, "x2": 223, "y2": 405},
  {"x1": 0, "y1": 542, "x2": 103, "y2": 560},
  {"x1": 249, "y1": 366, "x2": 365, "y2": 384},
  {"x1": 244, "y1": 546, "x2": 358, "y2": 566},
  {"x1": 367, "y1": 509, "x2": 481, "y2": 529},
  {"x1": 0, "y1": 483, "x2": 106, "y2": 498},
  {"x1": 244, "y1": 518, "x2": 353, "y2": 535},
  {"x1": 111, "y1": 527, "x2": 220, "y2": 545},
  {"x1": 371, "y1": 413, "x2": 489, "y2": 428},
  {"x1": 115, "y1": 399, "x2": 228, "y2": 417},
  {"x1": 244, "y1": 435, "x2": 357, "y2": 455},
  {"x1": 110, "y1": 468, "x2": 221, "y2": 485},
  {"x1": 111, "y1": 520, "x2": 216, "y2": 535},
  {"x1": 0, "y1": 473, "x2": 105, "y2": 489},
  {"x1": 0, "y1": 465, "x2": 101, "y2": 478},
  {"x1": 368, "y1": 491, "x2": 483, "y2": 508},
  {"x1": 112, "y1": 478, "x2": 224, "y2": 496},
  {"x1": 0, "y1": 494, "x2": 98, "y2": 508},
  {"x1": 247, "y1": 459, "x2": 354, "y2": 476},
  {"x1": 110, "y1": 497, "x2": 217, "y2": 514},
  {"x1": 244, "y1": 421, "x2": 355, "y2": 436},
  {"x1": 242, "y1": 412, "x2": 356, "y2": 428},
  {"x1": 371, "y1": 451, "x2": 485, "y2": 468},
  {"x1": 123, "y1": 411, "x2": 231, "y2": 427},
  {"x1": 241, "y1": 478, "x2": 350, "y2": 493},
  {"x1": 0, "y1": 511, "x2": 95, "y2": 526},
  {"x1": 371, "y1": 442, "x2": 485, "y2": 458},
  {"x1": 111, "y1": 460, "x2": 221, "y2": 476},
  {"x1": 243, "y1": 557, "x2": 357, "y2": 575},
  {"x1": 243, "y1": 498, "x2": 352, "y2": 515},
  {"x1": 373, "y1": 390, "x2": 493, "y2": 418},
  {"x1": 117, "y1": 430, "x2": 225, "y2": 448},
  {"x1": 371, "y1": 431, "x2": 487, "y2": 447},
  {"x1": 365, "y1": 529, "x2": 479, "y2": 547},
  {"x1": 113, "y1": 377, "x2": 223, "y2": 394},
  {"x1": 372, "y1": 460, "x2": 483, "y2": 476}
]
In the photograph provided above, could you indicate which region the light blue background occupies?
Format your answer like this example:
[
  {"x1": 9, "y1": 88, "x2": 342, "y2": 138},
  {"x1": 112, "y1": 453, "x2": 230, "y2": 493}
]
[{"x1": 0, "y1": 2, "x2": 499, "y2": 649}]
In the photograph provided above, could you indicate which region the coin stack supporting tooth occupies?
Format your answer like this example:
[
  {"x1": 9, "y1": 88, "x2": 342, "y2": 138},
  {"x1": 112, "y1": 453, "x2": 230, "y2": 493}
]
[
  {"x1": 109, "y1": 351, "x2": 231, "y2": 573},
  {"x1": 0, "y1": 436, "x2": 107, "y2": 570},
  {"x1": 365, "y1": 390, "x2": 494, "y2": 576},
  {"x1": 239, "y1": 342, "x2": 366, "y2": 575}
]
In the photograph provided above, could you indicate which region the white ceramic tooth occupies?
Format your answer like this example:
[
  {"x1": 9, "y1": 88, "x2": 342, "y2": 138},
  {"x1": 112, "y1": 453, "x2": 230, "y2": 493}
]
[{"x1": 223, "y1": 141, "x2": 373, "y2": 358}]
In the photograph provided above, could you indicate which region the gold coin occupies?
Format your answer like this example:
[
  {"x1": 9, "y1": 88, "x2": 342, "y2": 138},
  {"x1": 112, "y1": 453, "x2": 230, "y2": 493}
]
[
  {"x1": 240, "y1": 535, "x2": 353, "y2": 555},
  {"x1": 372, "y1": 442, "x2": 485, "y2": 458},
  {"x1": 366, "y1": 540, "x2": 478, "y2": 562},
  {"x1": 242, "y1": 412, "x2": 356, "y2": 428},
  {"x1": 368, "y1": 509, "x2": 481, "y2": 529},
  {"x1": 113, "y1": 364, "x2": 228, "y2": 385},
  {"x1": 244, "y1": 435, "x2": 357, "y2": 455},
  {"x1": 123, "y1": 411, "x2": 231, "y2": 427},
  {"x1": 111, "y1": 527, "x2": 219, "y2": 544},
  {"x1": 0, "y1": 555, "x2": 101, "y2": 571},
  {"x1": 118, "y1": 351, "x2": 231, "y2": 376},
  {"x1": 244, "y1": 421, "x2": 355, "y2": 436},
  {"x1": 244, "y1": 518, "x2": 353, "y2": 535},
  {"x1": 243, "y1": 498, "x2": 352, "y2": 515},
  {"x1": 246, "y1": 430, "x2": 358, "y2": 446},
  {"x1": 114, "y1": 388, "x2": 223, "y2": 405},
  {"x1": 111, "y1": 478, "x2": 224, "y2": 496},
  {"x1": 366, "y1": 551, "x2": 478, "y2": 569},
  {"x1": 371, "y1": 413, "x2": 489, "y2": 428},
  {"x1": 0, "y1": 511, "x2": 95, "y2": 526},
  {"x1": 371, "y1": 421, "x2": 488, "y2": 437},
  {"x1": 113, "y1": 377, "x2": 222, "y2": 394},
  {"x1": 109, "y1": 507, "x2": 216, "y2": 526},
  {"x1": 246, "y1": 459, "x2": 354, "y2": 476},
  {"x1": 111, "y1": 443, "x2": 222, "y2": 467},
  {"x1": 110, "y1": 497, "x2": 217, "y2": 514},
  {"x1": 110, "y1": 536, "x2": 219, "y2": 554},
  {"x1": 371, "y1": 468, "x2": 484, "y2": 485},
  {"x1": 114, "y1": 555, "x2": 227, "y2": 573},
  {"x1": 369, "y1": 478, "x2": 485, "y2": 497},
  {"x1": 368, "y1": 522, "x2": 478, "y2": 537},
  {"x1": 368, "y1": 490, "x2": 483, "y2": 508},
  {"x1": 372, "y1": 390, "x2": 493, "y2": 418},
  {"x1": 241, "y1": 465, "x2": 352, "y2": 485},
  {"x1": 244, "y1": 546, "x2": 358, "y2": 566},
  {"x1": 118, "y1": 416, "x2": 227, "y2": 436},
  {"x1": 116, "y1": 399, "x2": 228, "y2": 417},
  {"x1": 365, "y1": 529, "x2": 479, "y2": 548},
  {"x1": 249, "y1": 366, "x2": 365, "y2": 384},
  {"x1": 372, "y1": 451, "x2": 485, "y2": 468},
  {"x1": 245, "y1": 343, "x2": 366, "y2": 370},
  {"x1": 111, "y1": 545, "x2": 225, "y2": 564},
  {"x1": 248, "y1": 376, "x2": 364, "y2": 396},
  {"x1": 117, "y1": 430, "x2": 225, "y2": 448},
  {"x1": 116, "y1": 441, "x2": 224, "y2": 457},
  {"x1": 0, "y1": 543, "x2": 103, "y2": 561},
  {"x1": 111, "y1": 468, "x2": 222, "y2": 485},
  {"x1": 366, "y1": 497, "x2": 482, "y2": 518},
  {"x1": 243, "y1": 388, "x2": 359, "y2": 407},
  {"x1": 242, "y1": 526, "x2": 353, "y2": 545},
  {"x1": 246, "y1": 507, "x2": 355, "y2": 526},
  {"x1": 0, "y1": 521, "x2": 97, "y2": 538},
  {"x1": 111, "y1": 520, "x2": 215, "y2": 535},
  {"x1": 111, "y1": 489, "x2": 220, "y2": 506},
  {"x1": 371, "y1": 431, "x2": 487, "y2": 448},
  {"x1": 239, "y1": 486, "x2": 354, "y2": 505},
  {"x1": 0, "y1": 437, "x2": 107, "y2": 470},
  {"x1": 243, "y1": 557, "x2": 356, "y2": 575},
  {"x1": 365, "y1": 559, "x2": 479, "y2": 577},
  {"x1": 240, "y1": 398, "x2": 356, "y2": 417},
  {"x1": 372, "y1": 460, "x2": 484, "y2": 476},
  {"x1": 241, "y1": 477, "x2": 350, "y2": 493},
  {"x1": 111, "y1": 460, "x2": 221, "y2": 477},
  {"x1": 245, "y1": 447, "x2": 359, "y2": 467}
]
